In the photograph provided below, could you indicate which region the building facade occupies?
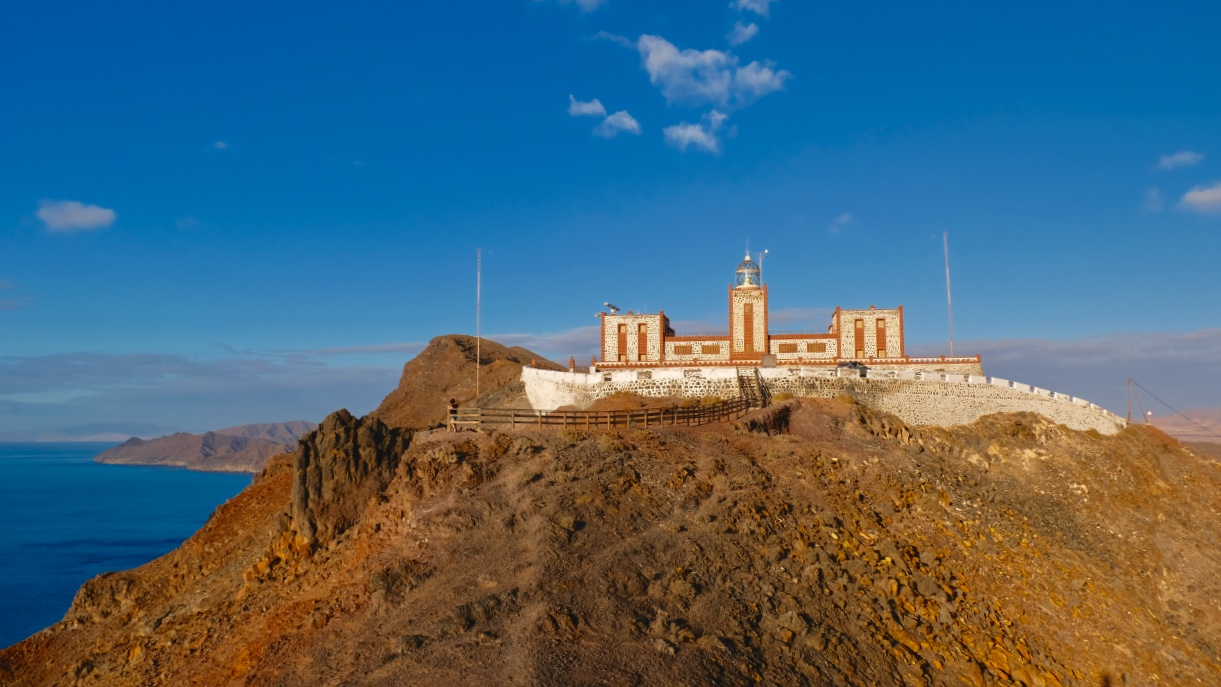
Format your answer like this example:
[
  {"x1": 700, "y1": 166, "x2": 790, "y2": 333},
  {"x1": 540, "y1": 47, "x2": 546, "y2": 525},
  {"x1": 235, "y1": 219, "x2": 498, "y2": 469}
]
[{"x1": 597, "y1": 253, "x2": 979, "y2": 371}]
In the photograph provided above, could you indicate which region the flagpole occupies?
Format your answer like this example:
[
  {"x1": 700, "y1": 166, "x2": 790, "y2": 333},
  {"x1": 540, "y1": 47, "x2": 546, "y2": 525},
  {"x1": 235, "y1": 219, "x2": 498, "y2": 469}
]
[{"x1": 476, "y1": 248, "x2": 481, "y2": 399}]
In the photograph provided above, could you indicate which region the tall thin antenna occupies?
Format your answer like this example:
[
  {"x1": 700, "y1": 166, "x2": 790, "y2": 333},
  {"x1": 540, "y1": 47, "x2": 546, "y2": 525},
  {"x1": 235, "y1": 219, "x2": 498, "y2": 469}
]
[
  {"x1": 476, "y1": 248, "x2": 481, "y2": 399},
  {"x1": 943, "y1": 232, "x2": 955, "y2": 357}
]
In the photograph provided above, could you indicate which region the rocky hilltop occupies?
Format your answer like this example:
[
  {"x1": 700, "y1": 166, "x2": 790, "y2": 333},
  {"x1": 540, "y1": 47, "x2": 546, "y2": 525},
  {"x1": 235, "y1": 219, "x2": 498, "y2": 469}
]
[
  {"x1": 94, "y1": 421, "x2": 317, "y2": 473},
  {"x1": 5, "y1": 339, "x2": 1221, "y2": 686},
  {"x1": 372, "y1": 333, "x2": 561, "y2": 429}
]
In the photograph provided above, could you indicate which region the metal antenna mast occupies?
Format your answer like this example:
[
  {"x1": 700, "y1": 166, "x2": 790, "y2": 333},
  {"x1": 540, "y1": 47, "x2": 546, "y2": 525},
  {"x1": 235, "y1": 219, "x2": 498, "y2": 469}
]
[
  {"x1": 476, "y1": 248, "x2": 481, "y2": 399},
  {"x1": 943, "y1": 232, "x2": 955, "y2": 357}
]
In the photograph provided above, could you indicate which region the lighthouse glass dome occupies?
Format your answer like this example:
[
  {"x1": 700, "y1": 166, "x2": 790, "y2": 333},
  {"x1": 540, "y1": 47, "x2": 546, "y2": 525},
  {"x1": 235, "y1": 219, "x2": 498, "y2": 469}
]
[{"x1": 735, "y1": 254, "x2": 761, "y2": 289}]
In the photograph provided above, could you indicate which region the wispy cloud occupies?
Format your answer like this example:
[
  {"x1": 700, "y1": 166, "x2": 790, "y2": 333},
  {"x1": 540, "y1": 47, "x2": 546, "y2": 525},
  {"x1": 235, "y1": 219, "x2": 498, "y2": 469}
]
[
  {"x1": 909, "y1": 329, "x2": 1221, "y2": 413},
  {"x1": 593, "y1": 30, "x2": 634, "y2": 49},
  {"x1": 0, "y1": 350, "x2": 401, "y2": 434},
  {"x1": 1145, "y1": 187, "x2": 1164, "y2": 212},
  {"x1": 486, "y1": 326, "x2": 602, "y2": 361},
  {"x1": 1179, "y1": 181, "x2": 1221, "y2": 214},
  {"x1": 309, "y1": 342, "x2": 428, "y2": 357},
  {"x1": 664, "y1": 110, "x2": 730, "y2": 154},
  {"x1": 769, "y1": 307, "x2": 834, "y2": 330},
  {"x1": 829, "y1": 212, "x2": 853, "y2": 233},
  {"x1": 1156, "y1": 150, "x2": 1203, "y2": 170},
  {"x1": 727, "y1": 21, "x2": 759, "y2": 46},
  {"x1": 637, "y1": 35, "x2": 790, "y2": 109},
  {"x1": 567, "y1": 94, "x2": 607, "y2": 117},
  {"x1": 594, "y1": 110, "x2": 642, "y2": 138},
  {"x1": 0, "y1": 279, "x2": 33, "y2": 311},
  {"x1": 541, "y1": 0, "x2": 606, "y2": 12},
  {"x1": 36, "y1": 200, "x2": 116, "y2": 233},
  {"x1": 732, "y1": 0, "x2": 775, "y2": 17},
  {"x1": 213, "y1": 140, "x2": 229, "y2": 150}
]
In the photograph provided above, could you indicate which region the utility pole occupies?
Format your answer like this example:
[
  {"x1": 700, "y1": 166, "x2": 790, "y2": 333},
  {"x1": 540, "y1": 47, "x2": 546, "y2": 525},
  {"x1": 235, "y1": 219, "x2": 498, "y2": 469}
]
[{"x1": 943, "y1": 232, "x2": 955, "y2": 357}]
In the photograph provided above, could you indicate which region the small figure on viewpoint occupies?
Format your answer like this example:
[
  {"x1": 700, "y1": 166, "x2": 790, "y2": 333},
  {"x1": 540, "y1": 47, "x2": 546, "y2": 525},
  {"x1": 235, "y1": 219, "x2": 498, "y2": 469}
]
[{"x1": 448, "y1": 399, "x2": 459, "y2": 432}]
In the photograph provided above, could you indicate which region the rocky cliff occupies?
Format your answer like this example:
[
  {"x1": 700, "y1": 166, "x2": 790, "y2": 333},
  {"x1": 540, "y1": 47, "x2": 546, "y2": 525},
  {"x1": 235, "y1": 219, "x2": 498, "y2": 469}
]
[
  {"x1": 5, "y1": 386, "x2": 1221, "y2": 685},
  {"x1": 94, "y1": 421, "x2": 316, "y2": 473}
]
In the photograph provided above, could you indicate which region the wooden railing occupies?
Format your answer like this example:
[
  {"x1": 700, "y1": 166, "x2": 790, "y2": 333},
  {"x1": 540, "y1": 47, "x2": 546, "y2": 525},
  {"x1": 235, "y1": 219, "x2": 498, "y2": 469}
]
[{"x1": 454, "y1": 398, "x2": 752, "y2": 431}]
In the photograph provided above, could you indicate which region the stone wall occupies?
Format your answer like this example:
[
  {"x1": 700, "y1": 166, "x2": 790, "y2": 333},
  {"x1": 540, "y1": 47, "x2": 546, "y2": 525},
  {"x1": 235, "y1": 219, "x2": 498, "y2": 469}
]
[{"x1": 521, "y1": 366, "x2": 1125, "y2": 435}]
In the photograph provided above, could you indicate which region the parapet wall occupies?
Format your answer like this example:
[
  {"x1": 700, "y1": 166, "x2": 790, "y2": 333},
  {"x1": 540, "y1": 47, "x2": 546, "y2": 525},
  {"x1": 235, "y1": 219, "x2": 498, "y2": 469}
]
[{"x1": 521, "y1": 366, "x2": 1126, "y2": 435}]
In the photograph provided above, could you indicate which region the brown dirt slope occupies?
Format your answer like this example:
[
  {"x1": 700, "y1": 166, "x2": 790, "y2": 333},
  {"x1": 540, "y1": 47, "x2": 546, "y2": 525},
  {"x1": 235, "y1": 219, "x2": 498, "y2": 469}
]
[
  {"x1": 371, "y1": 334, "x2": 561, "y2": 431},
  {"x1": 6, "y1": 398, "x2": 1221, "y2": 686}
]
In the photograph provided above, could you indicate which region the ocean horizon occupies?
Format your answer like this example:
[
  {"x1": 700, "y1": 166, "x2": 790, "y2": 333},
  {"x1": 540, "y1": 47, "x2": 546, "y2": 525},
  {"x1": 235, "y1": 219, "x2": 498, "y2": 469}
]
[{"x1": 0, "y1": 442, "x2": 251, "y2": 649}]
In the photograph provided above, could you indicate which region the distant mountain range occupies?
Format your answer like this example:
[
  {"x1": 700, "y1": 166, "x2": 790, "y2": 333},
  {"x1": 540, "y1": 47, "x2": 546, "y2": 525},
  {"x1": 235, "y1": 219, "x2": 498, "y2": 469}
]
[
  {"x1": 93, "y1": 421, "x2": 316, "y2": 473},
  {"x1": 1153, "y1": 408, "x2": 1221, "y2": 445}
]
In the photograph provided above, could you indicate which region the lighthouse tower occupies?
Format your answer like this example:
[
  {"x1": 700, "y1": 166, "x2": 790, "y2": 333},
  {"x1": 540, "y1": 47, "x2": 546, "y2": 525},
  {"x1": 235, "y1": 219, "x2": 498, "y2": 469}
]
[{"x1": 729, "y1": 252, "x2": 768, "y2": 361}]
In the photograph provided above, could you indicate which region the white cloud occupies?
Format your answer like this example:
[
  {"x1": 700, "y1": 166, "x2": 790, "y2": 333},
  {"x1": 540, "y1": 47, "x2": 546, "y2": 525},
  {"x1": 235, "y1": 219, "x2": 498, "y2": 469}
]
[
  {"x1": 637, "y1": 35, "x2": 790, "y2": 108},
  {"x1": 1156, "y1": 150, "x2": 1203, "y2": 170},
  {"x1": 567, "y1": 94, "x2": 607, "y2": 118},
  {"x1": 1179, "y1": 181, "x2": 1221, "y2": 214},
  {"x1": 727, "y1": 21, "x2": 759, "y2": 46},
  {"x1": 732, "y1": 0, "x2": 774, "y2": 17},
  {"x1": 664, "y1": 110, "x2": 729, "y2": 154},
  {"x1": 36, "y1": 200, "x2": 117, "y2": 233},
  {"x1": 213, "y1": 140, "x2": 229, "y2": 150},
  {"x1": 594, "y1": 110, "x2": 642, "y2": 138}
]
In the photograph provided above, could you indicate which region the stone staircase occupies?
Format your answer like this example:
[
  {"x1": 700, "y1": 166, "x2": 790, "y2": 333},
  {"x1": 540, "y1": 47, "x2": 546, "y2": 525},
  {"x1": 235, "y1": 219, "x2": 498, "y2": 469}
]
[{"x1": 737, "y1": 366, "x2": 767, "y2": 408}]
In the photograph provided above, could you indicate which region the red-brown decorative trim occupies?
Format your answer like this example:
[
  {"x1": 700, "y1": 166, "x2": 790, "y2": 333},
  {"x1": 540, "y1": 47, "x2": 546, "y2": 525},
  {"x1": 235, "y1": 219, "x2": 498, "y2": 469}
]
[
  {"x1": 768, "y1": 333, "x2": 837, "y2": 341},
  {"x1": 896, "y1": 305, "x2": 904, "y2": 357},
  {"x1": 666, "y1": 335, "x2": 731, "y2": 342},
  {"x1": 598, "y1": 312, "x2": 606, "y2": 364}
]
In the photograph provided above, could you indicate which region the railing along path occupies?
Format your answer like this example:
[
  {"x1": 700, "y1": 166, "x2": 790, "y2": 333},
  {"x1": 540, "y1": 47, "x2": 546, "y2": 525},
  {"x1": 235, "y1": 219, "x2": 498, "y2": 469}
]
[{"x1": 454, "y1": 398, "x2": 752, "y2": 431}]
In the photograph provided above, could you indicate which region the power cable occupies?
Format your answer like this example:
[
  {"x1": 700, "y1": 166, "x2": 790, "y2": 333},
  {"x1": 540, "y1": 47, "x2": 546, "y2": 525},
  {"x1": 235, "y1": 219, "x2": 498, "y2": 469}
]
[{"x1": 1130, "y1": 378, "x2": 1221, "y2": 441}]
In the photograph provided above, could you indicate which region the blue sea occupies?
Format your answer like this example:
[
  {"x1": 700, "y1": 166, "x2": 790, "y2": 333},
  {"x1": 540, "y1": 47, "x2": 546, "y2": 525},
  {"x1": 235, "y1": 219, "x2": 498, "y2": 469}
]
[{"x1": 0, "y1": 442, "x2": 252, "y2": 649}]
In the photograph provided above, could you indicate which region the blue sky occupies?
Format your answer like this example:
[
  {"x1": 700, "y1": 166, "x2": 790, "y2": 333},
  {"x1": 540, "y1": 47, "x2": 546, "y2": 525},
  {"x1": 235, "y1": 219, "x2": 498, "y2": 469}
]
[{"x1": 2, "y1": 0, "x2": 1219, "y2": 436}]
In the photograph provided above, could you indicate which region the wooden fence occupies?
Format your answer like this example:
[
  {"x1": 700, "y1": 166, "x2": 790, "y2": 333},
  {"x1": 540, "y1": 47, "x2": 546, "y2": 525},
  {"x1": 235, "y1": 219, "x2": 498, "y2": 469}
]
[{"x1": 454, "y1": 398, "x2": 752, "y2": 431}]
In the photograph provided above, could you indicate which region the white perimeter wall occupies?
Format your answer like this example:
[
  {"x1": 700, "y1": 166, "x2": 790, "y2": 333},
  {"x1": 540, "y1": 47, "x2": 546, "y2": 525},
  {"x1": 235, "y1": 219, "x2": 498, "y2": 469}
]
[{"x1": 521, "y1": 367, "x2": 1125, "y2": 435}]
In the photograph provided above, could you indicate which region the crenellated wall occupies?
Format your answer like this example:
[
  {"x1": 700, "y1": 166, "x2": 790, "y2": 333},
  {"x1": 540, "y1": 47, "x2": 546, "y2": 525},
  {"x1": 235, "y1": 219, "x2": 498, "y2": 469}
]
[{"x1": 521, "y1": 366, "x2": 1125, "y2": 435}]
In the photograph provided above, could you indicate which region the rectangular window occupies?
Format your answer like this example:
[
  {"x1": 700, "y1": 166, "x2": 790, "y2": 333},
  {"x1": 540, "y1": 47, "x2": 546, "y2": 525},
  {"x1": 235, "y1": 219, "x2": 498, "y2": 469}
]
[
  {"x1": 854, "y1": 319, "x2": 865, "y2": 358},
  {"x1": 702, "y1": 344, "x2": 721, "y2": 355},
  {"x1": 673, "y1": 344, "x2": 693, "y2": 355},
  {"x1": 777, "y1": 343, "x2": 799, "y2": 354},
  {"x1": 617, "y1": 323, "x2": 627, "y2": 362},
  {"x1": 875, "y1": 319, "x2": 887, "y2": 359},
  {"x1": 637, "y1": 323, "x2": 648, "y2": 361},
  {"x1": 807, "y1": 342, "x2": 828, "y2": 354}
]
